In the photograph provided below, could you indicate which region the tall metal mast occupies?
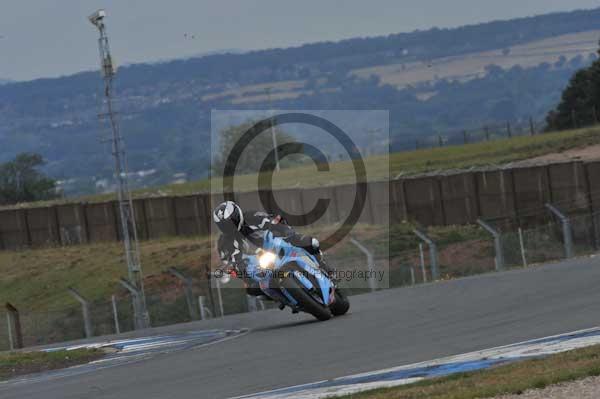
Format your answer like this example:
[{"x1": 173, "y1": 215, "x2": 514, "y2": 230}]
[{"x1": 88, "y1": 10, "x2": 149, "y2": 329}]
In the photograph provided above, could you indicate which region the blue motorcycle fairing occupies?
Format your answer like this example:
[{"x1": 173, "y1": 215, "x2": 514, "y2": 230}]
[
  {"x1": 292, "y1": 270, "x2": 314, "y2": 291},
  {"x1": 244, "y1": 231, "x2": 333, "y2": 306}
]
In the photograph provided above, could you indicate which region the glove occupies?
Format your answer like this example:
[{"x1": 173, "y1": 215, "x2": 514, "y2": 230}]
[{"x1": 311, "y1": 238, "x2": 320, "y2": 250}]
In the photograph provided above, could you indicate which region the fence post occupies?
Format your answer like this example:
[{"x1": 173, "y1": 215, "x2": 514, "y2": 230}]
[
  {"x1": 67, "y1": 288, "x2": 93, "y2": 338},
  {"x1": 477, "y1": 219, "x2": 505, "y2": 271},
  {"x1": 418, "y1": 243, "x2": 427, "y2": 282},
  {"x1": 485, "y1": 126, "x2": 490, "y2": 141},
  {"x1": 506, "y1": 121, "x2": 512, "y2": 138},
  {"x1": 168, "y1": 267, "x2": 199, "y2": 321},
  {"x1": 545, "y1": 203, "x2": 574, "y2": 259},
  {"x1": 214, "y1": 276, "x2": 225, "y2": 318},
  {"x1": 463, "y1": 130, "x2": 468, "y2": 144},
  {"x1": 529, "y1": 117, "x2": 536, "y2": 136},
  {"x1": 5, "y1": 303, "x2": 23, "y2": 349},
  {"x1": 349, "y1": 237, "x2": 376, "y2": 292},
  {"x1": 571, "y1": 109, "x2": 577, "y2": 129},
  {"x1": 111, "y1": 295, "x2": 120, "y2": 334},
  {"x1": 119, "y1": 278, "x2": 150, "y2": 330},
  {"x1": 410, "y1": 266, "x2": 416, "y2": 285},
  {"x1": 198, "y1": 296, "x2": 212, "y2": 320},
  {"x1": 257, "y1": 298, "x2": 266, "y2": 311},
  {"x1": 593, "y1": 106, "x2": 599, "y2": 125},
  {"x1": 246, "y1": 295, "x2": 258, "y2": 312},
  {"x1": 414, "y1": 229, "x2": 439, "y2": 280},
  {"x1": 518, "y1": 227, "x2": 528, "y2": 267}
]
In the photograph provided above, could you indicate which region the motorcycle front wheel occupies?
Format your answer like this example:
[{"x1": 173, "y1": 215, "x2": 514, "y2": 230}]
[
  {"x1": 281, "y1": 271, "x2": 332, "y2": 321},
  {"x1": 330, "y1": 288, "x2": 350, "y2": 316}
]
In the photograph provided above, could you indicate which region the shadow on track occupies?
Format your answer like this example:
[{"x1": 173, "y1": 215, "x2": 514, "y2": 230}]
[{"x1": 252, "y1": 318, "x2": 321, "y2": 332}]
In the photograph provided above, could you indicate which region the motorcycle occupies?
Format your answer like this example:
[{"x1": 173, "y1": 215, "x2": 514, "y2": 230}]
[{"x1": 221, "y1": 231, "x2": 350, "y2": 321}]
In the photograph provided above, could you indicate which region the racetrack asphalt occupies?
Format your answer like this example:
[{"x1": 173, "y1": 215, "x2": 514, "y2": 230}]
[{"x1": 2, "y1": 255, "x2": 599, "y2": 399}]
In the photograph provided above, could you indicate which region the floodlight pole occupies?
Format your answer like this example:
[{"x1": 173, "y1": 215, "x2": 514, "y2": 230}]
[{"x1": 88, "y1": 10, "x2": 149, "y2": 329}]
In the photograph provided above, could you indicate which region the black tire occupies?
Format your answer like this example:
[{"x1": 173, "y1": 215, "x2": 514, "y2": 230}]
[
  {"x1": 281, "y1": 272, "x2": 332, "y2": 321},
  {"x1": 330, "y1": 288, "x2": 350, "y2": 316}
]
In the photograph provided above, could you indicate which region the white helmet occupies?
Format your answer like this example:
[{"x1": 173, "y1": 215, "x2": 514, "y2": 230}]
[{"x1": 213, "y1": 201, "x2": 244, "y2": 234}]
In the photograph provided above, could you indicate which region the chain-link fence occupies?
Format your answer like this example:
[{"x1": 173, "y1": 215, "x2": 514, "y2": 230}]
[
  {"x1": 385, "y1": 211, "x2": 599, "y2": 290},
  {"x1": 411, "y1": 117, "x2": 544, "y2": 151},
  {"x1": 501, "y1": 212, "x2": 599, "y2": 269},
  {"x1": 2, "y1": 210, "x2": 599, "y2": 351},
  {"x1": 0, "y1": 280, "x2": 258, "y2": 350}
]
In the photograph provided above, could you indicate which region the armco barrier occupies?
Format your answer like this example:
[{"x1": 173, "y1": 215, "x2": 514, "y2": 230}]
[
  {"x1": 587, "y1": 161, "x2": 600, "y2": 211},
  {"x1": 56, "y1": 204, "x2": 87, "y2": 244},
  {"x1": 84, "y1": 202, "x2": 118, "y2": 242},
  {"x1": 0, "y1": 209, "x2": 30, "y2": 249},
  {"x1": 389, "y1": 180, "x2": 408, "y2": 225},
  {"x1": 132, "y1": 199, "x2": 149, "y2": 240},
  {"x1": 237, "y1": 190, "x2": 269, "y2": 216},
  {"x1": 172, "y1": 195, "x2": 211, "y2": 237},
  {"x1": 172, "y1": 195, "x2": 201, "y2": 236},
  {"x1": 441, "y1": 173, "x2": 478, "y2": 225},
  {"x1": 25, "y1": 206, "x2": 59, "y2": 247},
  {"x1": 475, "y1": 169, "x2": 517, "y2": 229},
  {"x1": 144, "y1": 197, "x2": 177, "y2": 238},
  {"x1": 366, "y1": 182, "x2": 385, "y2": 225},
  {"x1": 403, "y1": 176, "x2": 445, "y2": 226},
  {"x1": 512, "y1": 166, "x2": 552, "y2": 225},
  {"x1": 0, "y1": 160, "x2": 598, "y2": 250},
  {"x1": 332, "y1": 184, "x2": 356, "y2": 223},
  {"x1": 547, "y1": 162, "x2": 589, "y2": 211},
  {"x1": 271, "y1": 188, "x2": 306, "y2": 224},
  {"x1": 301, "y1": 186, "x2": 339, "y2": 226}
]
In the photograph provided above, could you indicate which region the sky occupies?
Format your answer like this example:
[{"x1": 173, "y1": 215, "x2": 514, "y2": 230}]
[{"x1": 0, "y1": 0, "x2": 599, "y2": 81}]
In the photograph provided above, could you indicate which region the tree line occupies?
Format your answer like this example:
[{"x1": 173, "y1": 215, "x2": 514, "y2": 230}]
[
  {"x1": 0, "y1": 153, "x2": 59, "y2": 206},
  {"x1": 546, "y1": 41, "x2": 600, "y2": 130}
]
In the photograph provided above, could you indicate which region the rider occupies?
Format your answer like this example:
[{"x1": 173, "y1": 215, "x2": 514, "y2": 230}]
[{"x1": 213, "y1": 200, "x2": 328, "y2": 296}]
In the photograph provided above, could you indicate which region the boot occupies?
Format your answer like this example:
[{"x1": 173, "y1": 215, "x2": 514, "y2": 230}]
[{"x1": 315, "y1": 251, "x2": 338, "y2": 282}]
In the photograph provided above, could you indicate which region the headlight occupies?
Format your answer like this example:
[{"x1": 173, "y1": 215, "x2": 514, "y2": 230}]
[{"x1": 259, "y1": 251, "x2": 277, "y2": 269}]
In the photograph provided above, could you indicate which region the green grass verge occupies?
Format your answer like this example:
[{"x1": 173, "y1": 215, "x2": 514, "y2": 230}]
[
  {"x1": 0, "y1": 349, "x2": 104, "y2": 381},
  {"x1": 4, "y1": 125, "x2": 600, "y2": 209},
  {"x1": 335, "y1": 344, "x2": 600, "y2": 399},
  {"x1": 140, "y1": 125, "x2": 600, "y2": 196},
  {"x1": 0, "y1": 235, "x2": 213, "y2": 312},
  {"x1": 0, "y1": 220, "x2": 555, "y2": 347},
  {"x1": 0, "y1": 222, "x2": 487, "y2": 313}
]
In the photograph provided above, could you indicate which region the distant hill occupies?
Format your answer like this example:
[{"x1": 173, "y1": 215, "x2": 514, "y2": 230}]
[
  {"x1": 0, "y1": 79, "x2": 11, "y2": 85},
  {"x1": 0, "y1": 7, "x2": 599, "y2": 196}
]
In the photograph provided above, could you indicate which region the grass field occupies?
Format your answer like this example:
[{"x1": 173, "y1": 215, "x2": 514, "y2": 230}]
[
  {"x1": 6, "y1": 125, "x2": 600, "y2": 211},
  {"x1": 0, "y1": 222, "x2": 489, "y2": 314},
  {"x1": 0, "y1": 349, "x2": 103, "y2": 381},
  {"x1": 0, "y1": 235, "x2": 213, "y2": 312},
  {"x1": 352, "y1": 30, "x2": 600, "y2": 89},
  {"x1": 109, "y1": 125, "x2": 600, "y2": 197},
  {"x1": 338, "y1": 344, "x2": 600, "y2": 399},
  {"x1": 0, "y1": 220, "x2": 494, "y2": 349},
  {"x1": 202, "y1": 30, "x2": 599, "y2": 102},
  {"x1": 1, "y1": 209, "x2": 587, "y2": 348}
]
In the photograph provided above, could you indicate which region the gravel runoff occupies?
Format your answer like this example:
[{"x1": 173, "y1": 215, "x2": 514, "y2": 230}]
[{"x1": 495, "y1": 375, "x2": 600, "y2": 399}]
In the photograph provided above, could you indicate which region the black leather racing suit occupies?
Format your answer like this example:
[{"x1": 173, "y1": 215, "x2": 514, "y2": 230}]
[{"x1": 217, "y1": 211, "x2": 321, "y2": 295}]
